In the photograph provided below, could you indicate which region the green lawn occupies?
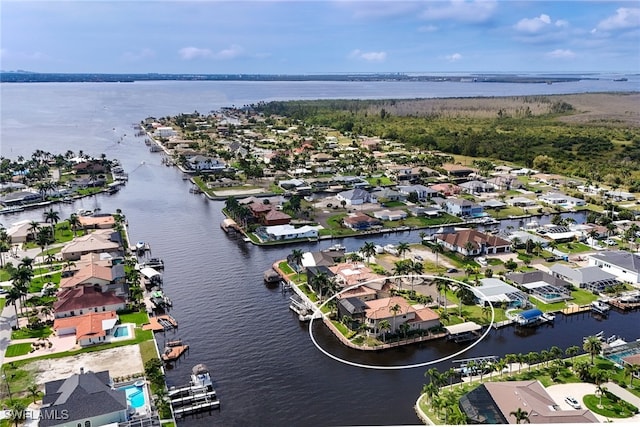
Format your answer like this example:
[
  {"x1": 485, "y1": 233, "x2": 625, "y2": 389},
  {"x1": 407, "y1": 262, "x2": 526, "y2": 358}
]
[
  {"x1": 366, "y1": 176, "x2": 394, "y2": 186},
  {"x1": 529, "y1": 289, "x2": 598, "y2": 312},
  {"x1": 0, "y1": 298, "x2": 5, "y2": 311},
  {"x1": 278, "y1": 261, "x2": 294, "y2": 275},
  {"x1": 556, "y1": 242, "x2": 593, "y2": 253},
  {"x1": 5, "y1": 343, "x2": 33, "y2": 357},
  {"x1": 583, "y1": 392, "x2": 638, "y2": 418},
  {"x1": 11, "y1": 326, "x2": 52, "y2": 340},
  {"x1": 118, "y1": 310, "x2": 150, "y2": 326},
  {"x1": 139, "y1": 340, "x2": 159, "y2": 364}
]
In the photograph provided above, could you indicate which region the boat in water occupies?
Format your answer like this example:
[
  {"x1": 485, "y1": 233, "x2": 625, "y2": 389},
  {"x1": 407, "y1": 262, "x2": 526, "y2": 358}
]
[
  {"x1": 140, "y1": 257, "x2": 164, "y2": 270},
  {"x1": 591, "y1": 301, "x2": 610, "y2": 315},
  {"x1": 191, "y1": 363, "x2": 213, "y2": 391}
]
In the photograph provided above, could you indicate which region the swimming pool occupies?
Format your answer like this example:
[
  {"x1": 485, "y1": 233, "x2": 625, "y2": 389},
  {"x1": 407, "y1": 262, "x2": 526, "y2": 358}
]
[
  {"x1": 118, "y1": 384, "x2": 147, "y2": 409},
  {"x1": 113, "y1": 325, "x2": 130, "y2": 338}
]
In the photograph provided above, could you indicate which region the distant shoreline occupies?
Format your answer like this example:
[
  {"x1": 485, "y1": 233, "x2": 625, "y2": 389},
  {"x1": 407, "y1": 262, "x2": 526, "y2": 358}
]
[{"x1": 0, "y1": 71, "x2": 604, "y2": 84}]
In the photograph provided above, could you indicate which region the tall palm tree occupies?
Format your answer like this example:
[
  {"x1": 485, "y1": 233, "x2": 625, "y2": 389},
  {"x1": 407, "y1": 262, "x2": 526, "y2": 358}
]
[
  {"x1": 436, "y1": 279, "x2": 450, "y2": 313},
  {"x1": 360, "y1": 241, "x2": 377, "y2": 265},
  {"x1": 6, "y1": 286, "x2": 22, "y2": 319},
  {"x1": 27, "y1": 384, "x2": 41, "y2": 403},
  {"x1": 595, "y1": 383, "x2": 607, "y2": 407},
  {"x1": 43, "y1": 208, "x2": 60, "y2": 235},
  {"x1": 396, "y1": 241, "x2": 410, "y2": 259},
  {"x1": 583, "y1": 335, "x2": 603, "y2": 364},
  {"x1": 509, "y1": 408, "x2": 530, "y2": 424},
  {"x1": 565, "y1": 345, "x2": 581, "y2": 364},
  {"x1": 422, "y1": 381, "x2": 439, "y2": 405},
  {"x1": 389, "y1": 303, "x2": 402, "y2": 334},
  {"x1": 431, "y1": 242, "x2": 444, "y2": 269},
  {"x1": 67, "y1": 213, "x2": 81, "y2": 237},
  {"x1": 289, "y1": 249, "x2": 304, "y2": 281}
]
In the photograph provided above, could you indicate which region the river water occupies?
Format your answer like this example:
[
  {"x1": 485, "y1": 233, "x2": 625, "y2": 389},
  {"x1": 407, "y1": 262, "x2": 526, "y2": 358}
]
[{"x1": 1, "y1": 79, "x2": 640, "y2": 426}]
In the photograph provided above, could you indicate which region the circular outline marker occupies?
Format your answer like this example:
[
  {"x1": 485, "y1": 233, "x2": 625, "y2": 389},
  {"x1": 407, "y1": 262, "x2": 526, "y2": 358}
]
[{"x1": 308, "y1": 274, "x2": 495, "y2": 370}]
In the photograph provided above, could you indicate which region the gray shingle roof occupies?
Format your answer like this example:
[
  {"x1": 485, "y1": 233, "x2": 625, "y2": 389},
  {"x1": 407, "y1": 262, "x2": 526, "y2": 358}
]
[{"x1": 590, "y1": 250, "x2": 640, "y2": 273}]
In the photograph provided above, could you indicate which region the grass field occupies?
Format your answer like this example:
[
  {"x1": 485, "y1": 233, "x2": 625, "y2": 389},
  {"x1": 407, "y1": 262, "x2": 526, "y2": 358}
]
[{"x1": 5, "y1": 343, "x2": 33, "y2": 357}]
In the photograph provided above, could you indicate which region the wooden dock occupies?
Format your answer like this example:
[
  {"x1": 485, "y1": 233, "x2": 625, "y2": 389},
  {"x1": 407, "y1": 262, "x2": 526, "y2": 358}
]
[
  {"x1": 607, "y1": 299, "x2": 640, "y2": 311},
  {"x1": 161, "y1": 344, "x2": 189, "y2": 362},
  {"x1": 560, "y1": 304, "x2": 592, "y2": 315}
]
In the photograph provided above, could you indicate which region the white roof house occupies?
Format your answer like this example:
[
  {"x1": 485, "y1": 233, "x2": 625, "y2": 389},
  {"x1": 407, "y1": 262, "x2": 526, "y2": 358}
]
[
  {"x1": 588, "y1": 250, "x2": 640, "y2": 284},
  {"x1": 472, "y1": 278, "x2": 528, "y2": 308}
]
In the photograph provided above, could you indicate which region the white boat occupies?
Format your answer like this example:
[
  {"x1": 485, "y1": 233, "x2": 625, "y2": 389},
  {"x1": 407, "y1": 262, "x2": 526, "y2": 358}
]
[
  {"x1": 191, "y1": 364, "x2": 213, "y2": 390},
  {"x1": 591, "y1": 301, "x2": 610, "y2": 315},
  {"x1": 141, "y1": 258, "x2": 164, "y2": 269},
  {"x1": 541, "y1": 312, "x2": 556, "y2": 322},
  {"x1": 135, "y1": 241, "x2": 146, "y2": 250}
]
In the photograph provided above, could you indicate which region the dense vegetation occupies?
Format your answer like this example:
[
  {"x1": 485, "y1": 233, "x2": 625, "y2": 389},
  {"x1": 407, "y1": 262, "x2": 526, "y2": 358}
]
[{"x1": 255, "y1": 97, "x2": 640, "y2": 188}]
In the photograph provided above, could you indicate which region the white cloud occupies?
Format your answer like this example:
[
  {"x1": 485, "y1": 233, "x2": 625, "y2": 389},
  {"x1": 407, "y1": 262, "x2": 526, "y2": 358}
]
[
  {"x1": 555, "y1": 20, "x2": 569, "y2": 28},
  {"x1": 178, "y1": 47, "x2": 212, "y2": 60},
  {"x1": 420, "y1": 0, "x2": 497, "y2": 23},
  {"x1": 514, "y1": 14, "x2": 552, "y2": 33},
  {"x1": 597, "y1": 7, "x2": 640, "y2": 31},
  {"x1": 349, "y1": 49, "x2": 387, "y2": 62},
  {"x1": 546, "y1": 49, "x2": 576, "y2": 59},
  {"x1": 446, "y1": 53, "x2": 462, "y2": 62}
]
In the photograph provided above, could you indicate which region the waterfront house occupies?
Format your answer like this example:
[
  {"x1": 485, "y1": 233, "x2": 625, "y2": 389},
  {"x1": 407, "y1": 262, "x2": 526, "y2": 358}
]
[
  {"x1": 259, "y1": 224, "x2": 321, "y2": 241},
  {"x1": 337, "y1": 285, "x2": 378, "y2": 302},
  {"x1": 372, "y1": 188, "x2": 402, "y2": 202},
  {"x1": 364, "y1": 296, "x2": 440, "y2": 336},
  {"x1": 263, "y1": 209, "x2": 292, "y2": 226},
  {"x1": 60, "y1": 229, "x2": 123, "y2": 261},
  {"x1": 434, "y1": 229, "x2": 511, "y2": 256},
  {"x1": 472, "y1": 278, "x2": 529, "y2": 308},
  {"x1": 186, "y1": 155, "x2": 226, "y2": 171},
  {"x1": 588, "y1": 250, "x2": 640, "y2": 284},
  {"x1": 59, "y1": 262, "x2": 127, "y2": 297},
  {"x1": 40, "y1": 369, "x2": 128, "y2": 427},
  {"x1": 505, "y1": 270, "x2": 572, "y2": 304},
  {"x1": 443, "y1": 197, "x2": 483, "y2": 218},
  {"x1": 53, "y1": 311, "x2": 119, "y2": 346},
  {"x1": 343, "y1": 213, "x2": 382, "y2": 231},
  {"x1": 77, "y1": 214, "x2": 116, "y2": 229},
  {"x1": 54, "y1": 285, "x2": 126, "y2": 318},
  {"x1": 507, "y1": 196, "x2": 538, "y2": 208},
  {"x1": 550, "y1": 264, "x2": 621, "y2": 293},
  {"x1": 459, "y1": 380, "x2": 598, "y2": 424},
  {"x1": 539, "y1": 191, "x2": 586, "y2": 207},
  {"x1": 300, "y1": 249, "x2": 345, "y2": 268},
  {"x1": 408, "y1": 206, "x2": 443, "y2": 218},
  {"x1": 6, "y1": 219, "x2": 45, "y2": 243},
  {"x1": 336, "y1": 188, "x2": 377, "y2": 206},
  {"x1": 0, "y1": 190, "x2": 41, "y2": 206}
]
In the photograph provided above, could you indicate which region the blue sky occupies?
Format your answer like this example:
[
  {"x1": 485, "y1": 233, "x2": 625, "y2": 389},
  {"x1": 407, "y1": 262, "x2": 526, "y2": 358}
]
[{"x1": 1, "y1": 1, "x2": 639, "y2": 74}]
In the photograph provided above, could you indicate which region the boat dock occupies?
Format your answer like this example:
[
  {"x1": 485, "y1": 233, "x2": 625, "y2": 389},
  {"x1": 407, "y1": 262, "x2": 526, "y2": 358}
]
[
  {"x1": 142, "y1": 315, "x2": 178, "y2": 332},
  {"x1": 560, "y1": 304, "x2": 592, "y2": 315},
  {"x1": 173, "y1": 400, "x2": 221, "y2": 418},
  {"x1": 161, "y1": 343, "x2": 190, "y2": 362}
]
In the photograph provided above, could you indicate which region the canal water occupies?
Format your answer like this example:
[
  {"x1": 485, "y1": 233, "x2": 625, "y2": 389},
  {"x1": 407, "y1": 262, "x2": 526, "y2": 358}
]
[{"x1": 2, "y1": 81, "x2": 640, "y2": 426}]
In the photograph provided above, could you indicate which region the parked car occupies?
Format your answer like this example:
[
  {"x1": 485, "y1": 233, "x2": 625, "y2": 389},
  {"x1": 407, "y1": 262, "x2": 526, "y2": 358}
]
[
  {"x1": 414, "y1": 254, "x2": 423, "y2": 261},
  {"x1": 447, "y1": 268, "x2": 459, "y2": 273},
  {"x1": 565, "y1": 396, "x2": 581, "y2": 409},
  {"x1": 604, "y1": 239, "x2": 617, "y2": 246}
]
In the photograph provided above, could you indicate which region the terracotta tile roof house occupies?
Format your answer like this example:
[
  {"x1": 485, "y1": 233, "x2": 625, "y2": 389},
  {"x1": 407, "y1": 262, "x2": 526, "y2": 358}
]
[
  {"x1": 459, "y1": 380, "x2": 598, "y2": 424},
  {"x1": 364, "y1": 296, "x2": 440, "y2": 336},
  {"x1": 53, "y1": 311, "x2": 119, "y2": 347},
  {"x1": 40, "y1": 369, "x2": 128, "y2": 427},
  {"x1": 60, "y1": 229, "x2": 122, "y2": 261},
  {"x1": 54, "y1": 285, "x2": 126, "y2": 318},
  {"x1": 435, "y1": 229, "x2": 511, "y2": 256},
  {"x1": 263, "y1": 209, "x2": 292, "y2": 226},
  {"x1": 59, "y1": 262, "x2": 127, "y2": 297},
  {"x1": 77, "y1": 214, "x2": 116, "y2": 229},
  {"x1": 429, "y1": 183, "x2": 462, "y2": 196},
  {"x1": 336, "y1": 285, "x2": 377, "y2": 301},
  {"x1": 329, "y1": 263, "x2": 386, "y2": 288}
]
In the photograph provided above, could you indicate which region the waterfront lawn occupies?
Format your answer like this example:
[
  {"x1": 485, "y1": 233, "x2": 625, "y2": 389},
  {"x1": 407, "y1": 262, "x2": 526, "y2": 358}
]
[
  {"x1": 118, "y1": 310, "x2": 150, "y2": 326},
  {"x1": 139, "y1": 340, "x2": 158, "y2": 365},
  {"x1": 583, "y1": 392, "x2": 638, "y2": 418},
  {"x1": 298, "y1": 284, "x2": 318, "y2": 302},
  {"x1": 5, "y1": 343, "x2": 33, "y2": 357},
  {"x1": 331, "y1": 320, "x2": 355, "y2": 339},
  {"x1": 528, "y1": 288, "x2": 598, "y2": 312},
  {"x1": 321, "y1": 214, "x2": 358, "y2": 237},
  {"x1": 278, "y1": 261, "x2": 295, "y2": 275},
  {"x1": 29, "y1": 272, "x2": 61, "y2": 293},
  {"x1": 11, "y1": 326, "x2": 52, "y2": 340},
  {"x1": 366, "y1": 176, "x2": 394, "y2": 186}
]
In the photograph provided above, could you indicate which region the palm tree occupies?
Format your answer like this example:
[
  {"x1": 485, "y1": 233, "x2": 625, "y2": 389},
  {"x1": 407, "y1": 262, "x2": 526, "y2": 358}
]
[
  {"x1": 565, "y1": 345, "x2": 581, "y2": 364},
  {"x1": 67, "y1": 213, "x2": 81, "y2": 236},
  {"x1": 505, "y1": 353, "x2": 517, "y2": 374},
  {"x1": 396, "y1": 241, "x2": 410, "y2": 259},
  {"x1": 624, "y1": 363, "x2": 639, "y2": 387},
  {"x1": 6, "y1": 286, "x2": 22, "y2": 319},
  {"x1": 360, "y1": 241, "x2": 377, "y2": 265},
  {"x1": 509, "y1": 408, "x2": 530, "y2": 424},
  {"x1": 595, "y1": 383, "x2": 607, "y2": 407},
  {"x1": 422, "y1": 381, "x2": 439, "y2": 405},
  {"x1": 389, "y1": 303, "x2": 402, "y2": 334},
  {"x1": 378, "y1": 319, "x2": 391, "y2": 342},
  {"x1": 43, "y1": 208, "x2": 60, "y2": 235},
  {"x1": 289, "y1": 249, "x2": 304, "y2": 281},
  {"x1": 436, "y1": 278, "x2": 451, "y2": 313},
  {"x1": 6, "y1": 400, "x2": 26, "y2": 427},
  {"x1": 583, "y1": 335, "x2": 603, "y2": 364},
  {"x1": 455, "y1": 284, "x2": 474, "y2": 317},
  {"x1": 431, "y1": 242, "x2": 444, "y2": 269},
  {"x1": 526, "y1": 352, "x2": 539, "y2": 371},
  {"x1": 27, "y1": 384, "x2": 41, "y2": 403}
]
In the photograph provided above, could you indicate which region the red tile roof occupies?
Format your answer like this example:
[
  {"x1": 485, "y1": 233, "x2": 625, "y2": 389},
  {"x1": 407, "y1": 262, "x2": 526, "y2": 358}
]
[
  {"x1": 54, "y1": 285, "x2": 125, "y2": 313},
  {"x1": 54, "y1": 311, "x2": 118, "y2": 341}
]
